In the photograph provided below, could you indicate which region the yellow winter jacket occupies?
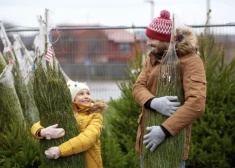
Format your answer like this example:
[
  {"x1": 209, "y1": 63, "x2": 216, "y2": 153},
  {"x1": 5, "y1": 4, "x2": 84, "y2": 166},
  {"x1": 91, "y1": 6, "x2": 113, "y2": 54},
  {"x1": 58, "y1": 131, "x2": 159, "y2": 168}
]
[{"x1": 31, "y1": 100, "x2": 107, "y2": 168}]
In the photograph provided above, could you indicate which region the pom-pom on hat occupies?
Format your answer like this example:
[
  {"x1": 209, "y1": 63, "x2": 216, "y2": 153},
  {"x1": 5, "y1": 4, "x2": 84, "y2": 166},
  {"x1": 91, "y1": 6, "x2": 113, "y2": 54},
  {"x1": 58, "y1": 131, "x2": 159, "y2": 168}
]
[
  {"x1": 146, "y1": 10, "x2": 172, "y2": 42},
  {"x1": 67, "y1": 80, "x2": 90, "y2": 101}
]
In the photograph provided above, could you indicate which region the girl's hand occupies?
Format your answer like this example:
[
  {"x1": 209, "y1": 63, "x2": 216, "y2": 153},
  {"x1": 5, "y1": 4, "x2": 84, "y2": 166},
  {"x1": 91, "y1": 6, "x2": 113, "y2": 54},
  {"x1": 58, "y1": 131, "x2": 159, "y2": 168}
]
[{"x1": 45, "y1": 146, "x2": 60, "y2": 159}]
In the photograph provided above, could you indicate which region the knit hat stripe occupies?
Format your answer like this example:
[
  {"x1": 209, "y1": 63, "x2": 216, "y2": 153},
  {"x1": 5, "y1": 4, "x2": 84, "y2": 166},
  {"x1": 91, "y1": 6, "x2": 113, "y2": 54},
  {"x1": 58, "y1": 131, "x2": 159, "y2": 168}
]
[
  {"x1": 146, "y1": 27, "x2": 171, "y2": 42},
  {"x1": 145, "y1": 9, "x2": 172, "y2": 42}
]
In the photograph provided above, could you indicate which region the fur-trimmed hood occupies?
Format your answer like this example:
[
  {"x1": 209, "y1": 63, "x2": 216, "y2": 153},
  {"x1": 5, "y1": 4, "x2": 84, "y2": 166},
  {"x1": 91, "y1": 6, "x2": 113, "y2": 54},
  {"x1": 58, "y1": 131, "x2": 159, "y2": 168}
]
[
  {"x1": 175, "y1": 26, "x2": 198, "y2": 56},
  {"x1": 73, "y1": 99, "x2": 108, "y2": 114},
  {"x1": 89, "y1": 99, "x2": 108, "y2": 113}
]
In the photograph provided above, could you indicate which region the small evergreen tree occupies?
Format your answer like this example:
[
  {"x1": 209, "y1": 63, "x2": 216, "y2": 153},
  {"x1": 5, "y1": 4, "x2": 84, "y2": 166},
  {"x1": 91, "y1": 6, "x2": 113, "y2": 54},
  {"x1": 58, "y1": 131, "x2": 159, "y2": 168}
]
[
  {"x1": 101, "y1": 38, "x2": 143, "y2": 168},
  {"x1": 187, "y1": 11, "x2": 235, "y2": 168},
  {"x1": 101, "y1": 136, "x2": 126, "y2": 168},
  {"x1": 33, "y1": 58, "x2": 85, "y2": 168},
  {"x1": 0, "y1": 123, "x2": 41, "y2": 168}
]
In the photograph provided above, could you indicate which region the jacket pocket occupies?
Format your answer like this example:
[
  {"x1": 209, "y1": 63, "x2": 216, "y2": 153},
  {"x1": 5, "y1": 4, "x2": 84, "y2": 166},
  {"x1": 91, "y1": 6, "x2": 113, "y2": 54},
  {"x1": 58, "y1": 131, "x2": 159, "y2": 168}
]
[{"x1": 189, "y1": 75, "x2": 206, "y2": 97}]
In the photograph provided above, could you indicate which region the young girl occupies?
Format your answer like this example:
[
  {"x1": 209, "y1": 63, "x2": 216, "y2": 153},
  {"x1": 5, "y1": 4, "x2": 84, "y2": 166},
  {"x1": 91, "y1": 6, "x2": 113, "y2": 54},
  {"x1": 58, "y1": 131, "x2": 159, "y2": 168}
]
[{"x1": 31, "y1": 80, "x2": 107, "y2": 168}]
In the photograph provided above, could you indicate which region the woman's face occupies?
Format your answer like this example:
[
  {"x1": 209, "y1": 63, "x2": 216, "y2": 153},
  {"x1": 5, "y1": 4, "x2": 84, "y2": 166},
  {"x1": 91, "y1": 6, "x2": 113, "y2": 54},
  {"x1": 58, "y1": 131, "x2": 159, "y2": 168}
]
[{"x1": 74, "y1": 89, "x2": 91, "y2": 105}]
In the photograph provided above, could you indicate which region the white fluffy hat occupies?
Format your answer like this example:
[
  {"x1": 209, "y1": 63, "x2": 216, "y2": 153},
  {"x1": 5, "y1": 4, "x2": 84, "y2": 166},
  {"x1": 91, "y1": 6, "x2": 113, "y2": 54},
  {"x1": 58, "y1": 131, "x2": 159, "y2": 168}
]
[{"x1": 67, "y1": 80, "x2": 90, "y2": 101}]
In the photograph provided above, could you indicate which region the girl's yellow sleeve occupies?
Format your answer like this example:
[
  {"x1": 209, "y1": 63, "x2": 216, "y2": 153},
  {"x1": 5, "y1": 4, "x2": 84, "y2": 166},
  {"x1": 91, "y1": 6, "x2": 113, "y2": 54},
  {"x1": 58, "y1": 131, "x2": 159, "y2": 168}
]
[
  {"x1": 31, "y1": 121, "x2": 44, "y2": 139},
  {"x1": 59, "y1": 113, "x2": 103, "y2": 156}
]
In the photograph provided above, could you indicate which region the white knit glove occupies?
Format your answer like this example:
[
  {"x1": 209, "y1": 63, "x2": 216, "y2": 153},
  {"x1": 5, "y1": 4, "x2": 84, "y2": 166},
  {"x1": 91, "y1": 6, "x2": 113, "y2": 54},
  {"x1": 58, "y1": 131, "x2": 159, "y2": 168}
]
[
  {"x1": 40, "y1": 124, "x2": 65, "y2": 140},
  {"x1": 150, "y1": 96, "x2": 181, "y2": 116},
  {"x1": 45, "y1": 146, "x2": 60, "y2": 159},
  {"x1": 143, "y1": 126, "x2": 166, "y2": 152}
]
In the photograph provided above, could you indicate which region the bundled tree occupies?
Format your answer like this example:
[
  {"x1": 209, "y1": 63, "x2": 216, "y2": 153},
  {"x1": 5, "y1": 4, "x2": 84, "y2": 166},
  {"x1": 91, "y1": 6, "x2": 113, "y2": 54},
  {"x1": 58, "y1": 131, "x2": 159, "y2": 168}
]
[
  {"x1": 12, "y1": 34, "x2": 39, "y2": 124},
  {"x1": 0, "y1": 21, "x2": 38, "y2": 126},
  {"x1": 33, "y1": 53, "x2": 85, "y2": 168},
  {"x1": 0, "y1": 33, "x2": 40, "y2": 168},
  {"x1": 0, "y1": 64, "x2": 24, "y2": 127},
  {"x1": 0, "y1": 71, "x2": 39, "y2": 167},
  {"x1": 32, "y1": 9, "x2": 85, "y2": 168}
]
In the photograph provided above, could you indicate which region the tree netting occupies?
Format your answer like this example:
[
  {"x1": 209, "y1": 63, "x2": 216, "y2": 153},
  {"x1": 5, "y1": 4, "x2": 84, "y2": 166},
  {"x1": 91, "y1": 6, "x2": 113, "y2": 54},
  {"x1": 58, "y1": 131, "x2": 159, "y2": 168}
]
[
  {"x1": 12, "y1": 34, "x2": 39, "y2": 125},
  {"x1": 0, "y1": 63, "x2": 25, "y2": 129},
  {"x1": 0, "y1": 21, "x2": 40, "y2": 167},
  {"x1": 0, "y1": 21, "x2": 39, "y2": 125}
]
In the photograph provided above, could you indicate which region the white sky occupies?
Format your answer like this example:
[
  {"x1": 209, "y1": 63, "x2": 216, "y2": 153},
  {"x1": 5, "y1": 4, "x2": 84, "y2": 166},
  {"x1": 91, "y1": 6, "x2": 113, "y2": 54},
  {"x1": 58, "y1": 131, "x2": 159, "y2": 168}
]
[{"x1": 0, "y1": 0, "x2": 235, "y2": 28}]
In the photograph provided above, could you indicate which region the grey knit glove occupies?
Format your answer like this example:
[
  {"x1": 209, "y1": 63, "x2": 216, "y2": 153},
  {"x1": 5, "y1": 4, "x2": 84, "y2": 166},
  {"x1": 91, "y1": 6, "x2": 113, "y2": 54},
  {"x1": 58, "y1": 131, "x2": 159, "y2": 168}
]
[
  {"x1": 150, "y1": 96, "x2": 180, "y2": 116},
  {"x1": 143, "y1": 126, "x2": 166, "y2": 152}
]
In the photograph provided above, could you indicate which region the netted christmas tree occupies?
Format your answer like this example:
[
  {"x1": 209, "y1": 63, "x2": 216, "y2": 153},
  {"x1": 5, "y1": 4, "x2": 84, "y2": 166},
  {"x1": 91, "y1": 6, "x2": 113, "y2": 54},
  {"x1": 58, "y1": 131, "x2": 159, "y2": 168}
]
[
  {"x1": 143, "y1": 14, "x2": 186, "y2": 168},
  {"x1": 0, "y1": 21, "x2": 38, "y2": 126},
  {"x1": 12, "y1": 34, "x2": 39, "y2": 124},
  {"x1": 0, "y1": 21, "x2": 25, "y2": 133},
  {"x1": 33, "y1": 9, "x2": 85, "y2": 168},
  {"x1": 0, "y1": 23, "x2": 40, "y2": 168},
  {"x1": 0, "y1": 63, "x2": 24, "y2": 130}
]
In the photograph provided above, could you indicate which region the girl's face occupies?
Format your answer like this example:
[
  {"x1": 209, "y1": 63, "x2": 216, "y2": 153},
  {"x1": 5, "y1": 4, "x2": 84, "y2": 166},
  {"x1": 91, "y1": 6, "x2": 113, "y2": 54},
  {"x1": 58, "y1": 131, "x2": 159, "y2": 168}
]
[{"x1": 74, "y1": 89, "x2": 91, "y2": 105}]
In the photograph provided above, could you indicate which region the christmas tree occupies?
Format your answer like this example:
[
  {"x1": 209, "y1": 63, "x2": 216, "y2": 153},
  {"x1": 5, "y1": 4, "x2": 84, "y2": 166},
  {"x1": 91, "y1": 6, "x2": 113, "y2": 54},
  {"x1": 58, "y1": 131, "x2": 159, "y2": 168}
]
[
  {"x1": 101, "y1": 37, "x2": 143, "y2": 168},
  {"x1": 187, "y1": 10, "x2": 235, "y2": 168}
]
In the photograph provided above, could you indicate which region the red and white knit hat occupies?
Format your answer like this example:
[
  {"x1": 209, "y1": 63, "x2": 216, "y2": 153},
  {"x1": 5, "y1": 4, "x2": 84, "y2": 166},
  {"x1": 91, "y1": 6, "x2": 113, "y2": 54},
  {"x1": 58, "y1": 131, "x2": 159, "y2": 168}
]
[{"x1": 146, "y1": 10, "x2": 172, "y2": 42}]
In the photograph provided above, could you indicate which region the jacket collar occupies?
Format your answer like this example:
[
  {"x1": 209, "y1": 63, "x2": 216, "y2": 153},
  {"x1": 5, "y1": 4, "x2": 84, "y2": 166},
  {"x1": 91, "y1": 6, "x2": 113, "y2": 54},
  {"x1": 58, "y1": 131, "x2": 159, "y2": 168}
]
[
  {"x1": 73, "y1": 102, "x2": 93, "y2": 114},
  {"x1": 149, "y1": 50, "x2": 167, "y2": 66}
]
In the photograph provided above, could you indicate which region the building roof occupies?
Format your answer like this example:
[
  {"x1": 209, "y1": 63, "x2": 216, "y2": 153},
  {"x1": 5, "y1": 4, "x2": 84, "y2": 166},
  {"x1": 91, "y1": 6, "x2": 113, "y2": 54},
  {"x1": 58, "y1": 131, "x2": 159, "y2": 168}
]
[
  {"x1": 56, "y1": 24, "x2": 136, "y2": 43},
  {"x1": 103, "y1": 29, "x2": 135, "y2": 43}
]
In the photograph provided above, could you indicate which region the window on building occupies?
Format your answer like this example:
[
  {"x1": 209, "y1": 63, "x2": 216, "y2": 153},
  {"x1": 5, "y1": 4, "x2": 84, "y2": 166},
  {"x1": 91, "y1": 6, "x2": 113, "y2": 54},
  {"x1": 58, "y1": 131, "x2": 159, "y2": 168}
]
[{"x1": 119, "y1": 43, "x2": 130, "y2": 54}]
